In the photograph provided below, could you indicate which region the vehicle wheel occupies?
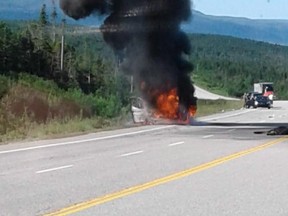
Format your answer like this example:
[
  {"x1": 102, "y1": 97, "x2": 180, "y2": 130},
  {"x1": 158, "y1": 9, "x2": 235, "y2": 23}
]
[{"x1": 268, "y1": 106, "x2": 271, "y2": 109}]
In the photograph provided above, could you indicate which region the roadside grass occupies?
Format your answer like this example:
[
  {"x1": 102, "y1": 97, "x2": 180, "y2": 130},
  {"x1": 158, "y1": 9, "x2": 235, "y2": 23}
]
[
  {"x1": 1, "y1": 99, "x2": 243, "y2": 144},
  {"x1": 196, "y1": 99, "x2": 243, "y2": 117},
  {"x1": 25, "y1": 109, "x2": 131, "y2": 140},
  {"x1": 26, "y1": 117, "x2": 124, "y2": 139},
  {"x1": 0, "y1": 75, "x2": 243, "y2": 144},
  {"x1": 0, "y1": 78, "x2": 130, "y2": 143},
  {"x1": 0, "y1": 113, "x2": 131, "y2": 143}
]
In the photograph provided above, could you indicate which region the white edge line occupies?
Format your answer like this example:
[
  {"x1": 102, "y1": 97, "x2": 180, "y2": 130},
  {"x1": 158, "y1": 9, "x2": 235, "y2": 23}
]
[
  {"x1": 0, "y1": 126, "x2": 174, "y2": 155},
  {"x1": 120, "y1": 151, "x2": 144, "y2": 157},
  {"x1": 203, "y1": 135, "x2": 214, "y2": 139},
  {"x1": 36, "y1": 165, "x2": 73, "y2": 174},
  {"x1": 169, "y1": 141, "x2": 185, "y2": 147}
]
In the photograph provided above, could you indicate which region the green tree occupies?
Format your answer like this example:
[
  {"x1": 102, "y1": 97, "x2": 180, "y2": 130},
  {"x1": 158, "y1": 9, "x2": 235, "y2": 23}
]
[
  {"x1": 51, "y1": 0, "x2": 58, "y2": 42},
  {"x1": 39, "y1": 4, "x2": 48, "y2": 26},
  {"x1": 0, "y1": 22, "x2": 18, "y2": 73}
]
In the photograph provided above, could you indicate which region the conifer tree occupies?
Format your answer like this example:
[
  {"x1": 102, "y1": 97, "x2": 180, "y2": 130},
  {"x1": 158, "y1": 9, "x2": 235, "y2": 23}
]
[{"x1": 39, "y1": 4, "x2": 48, "y2": 26}]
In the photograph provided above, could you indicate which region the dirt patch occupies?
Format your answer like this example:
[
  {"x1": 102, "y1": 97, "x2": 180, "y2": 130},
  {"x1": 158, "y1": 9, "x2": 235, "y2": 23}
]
[{"x1": 1, "y1": 85, "x2": 91, "y2": 123}]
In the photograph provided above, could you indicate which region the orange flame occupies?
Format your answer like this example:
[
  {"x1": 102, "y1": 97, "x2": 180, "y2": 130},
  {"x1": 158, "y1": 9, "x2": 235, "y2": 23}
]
[{"x1": 154, "y1": 88, "x2": 197, "y2": 121}]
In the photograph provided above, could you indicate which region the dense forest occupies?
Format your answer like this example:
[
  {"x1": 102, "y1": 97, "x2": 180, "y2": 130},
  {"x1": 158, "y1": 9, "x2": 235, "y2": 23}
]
[
  {"x1": 189, "y1": 34, "x2": 288, "y2": 98},
  {"x1": 0, "y1": 4, "x2": 131, "y2": 120}
]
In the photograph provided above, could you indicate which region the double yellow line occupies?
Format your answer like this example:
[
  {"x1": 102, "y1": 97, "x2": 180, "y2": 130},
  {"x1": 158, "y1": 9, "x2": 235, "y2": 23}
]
[{"x1": 45, "y1": 136, "x2": 288, "y2": 216}]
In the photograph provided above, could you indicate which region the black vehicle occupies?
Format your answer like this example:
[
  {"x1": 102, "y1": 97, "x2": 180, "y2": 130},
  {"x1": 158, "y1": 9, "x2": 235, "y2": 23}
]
[{"x1": 245, "y1": 92, "x2": 272, "y2": 109}]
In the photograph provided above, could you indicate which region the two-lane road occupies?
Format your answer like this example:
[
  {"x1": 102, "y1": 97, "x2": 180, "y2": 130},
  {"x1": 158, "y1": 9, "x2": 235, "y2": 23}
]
[{"x1": 1, "y1": 101, "x2": 288, "y2": 216}]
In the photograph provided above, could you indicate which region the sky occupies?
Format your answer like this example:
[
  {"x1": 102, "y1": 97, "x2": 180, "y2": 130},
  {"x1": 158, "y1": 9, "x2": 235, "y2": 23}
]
[
  {"x1": 192, "y1": 0, "x2": 288, "y2": 20},
  {"x1": 1, "y1": 0, "x2": 288, "y2": 20}
]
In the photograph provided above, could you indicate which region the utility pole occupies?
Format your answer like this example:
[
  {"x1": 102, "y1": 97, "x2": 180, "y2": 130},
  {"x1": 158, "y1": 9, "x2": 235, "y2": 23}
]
[
  {"x1": 115, "y1": 55, "x2": 120, "y2": 77},
  {"x1": 130, "y1": 75, "x2": 134, "y2": 93},
  {"x1": 61, "y1": 35, "x2": 64, "y2": 71},
  {"x1": 60, "y1": 18, "x2": 66, "y2": 71}
]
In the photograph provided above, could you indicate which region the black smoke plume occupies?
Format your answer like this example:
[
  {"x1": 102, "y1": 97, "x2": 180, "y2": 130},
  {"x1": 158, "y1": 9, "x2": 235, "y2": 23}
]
[{"x1": 60, "y1": 0, "x2": 197, "y2": 115}]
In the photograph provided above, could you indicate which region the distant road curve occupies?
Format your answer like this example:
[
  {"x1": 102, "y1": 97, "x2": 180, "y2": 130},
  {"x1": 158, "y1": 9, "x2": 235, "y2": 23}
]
[{"x1": 194, "y1": 85, "x2": 240, "y2": 100}]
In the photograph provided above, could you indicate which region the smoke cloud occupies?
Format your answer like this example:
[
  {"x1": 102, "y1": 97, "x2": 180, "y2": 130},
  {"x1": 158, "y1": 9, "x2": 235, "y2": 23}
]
[{"x1": 60, "y1": 0, "x2": 197, "y2": 113}]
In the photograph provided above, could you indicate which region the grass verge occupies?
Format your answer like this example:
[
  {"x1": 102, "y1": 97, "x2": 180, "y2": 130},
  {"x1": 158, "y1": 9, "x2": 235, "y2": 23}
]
[
  {"x1": 195, "y1": 99, "x2": 243, "y2": 117},
  {"x1": 0, "y1": 74, "x2": 243, "y2": 143},
  {"x1": 1, "y1": 99, "x2": 243, "y2": 144},
  {"x1": 0, "y1": 113, "x2": 131, "y2": 143}
]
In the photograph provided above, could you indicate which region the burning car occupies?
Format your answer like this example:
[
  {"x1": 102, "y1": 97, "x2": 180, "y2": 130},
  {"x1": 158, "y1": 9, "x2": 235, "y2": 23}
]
[
  {"x1": 131, "y1": 88, "x2": 197, "y2": 125},
  {"x1": 130, "y1": 96, "x2": 152, "y2": 124},
  {"x1": 60, "y1": 0, "x2": 198, "y2": 125}
]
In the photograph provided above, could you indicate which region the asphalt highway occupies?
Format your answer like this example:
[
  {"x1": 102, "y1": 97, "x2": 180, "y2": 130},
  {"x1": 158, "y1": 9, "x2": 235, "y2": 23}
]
[
  {"x1": 1, "y1": 101, "x2": 288, "y2": 216},
  {"x1": 194, "y1": 85, "x2": 239, "y2": 100}
]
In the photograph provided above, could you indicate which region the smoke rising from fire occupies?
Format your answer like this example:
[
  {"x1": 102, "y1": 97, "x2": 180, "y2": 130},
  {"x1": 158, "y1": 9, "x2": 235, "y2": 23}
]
[{"x1": 60, "y1": 0, "x2": 197, "y2": 114}]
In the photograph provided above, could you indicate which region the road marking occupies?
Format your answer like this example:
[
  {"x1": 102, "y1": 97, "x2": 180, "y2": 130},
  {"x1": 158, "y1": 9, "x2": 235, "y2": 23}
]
[
  {"x1": 44, "y1": 136, "x2": 288, "y2": 216},
  {"x1": 120, "y1": 151, "x2": 144, "y2": 157},
  {"x1": 169, "y1": 141, "x2": 185, "y2": 147},
  {"x1": 260, "y1": 120, "x2": 266, "y2": 123},
  {"x1": 0, "y1": 126, "x2": 174, "y2": 155},
  {"x1": 228, "y1": 129, "x2": 236, "y2": 132},
  {"x1": 36, "y1": 165, "x2": 73, "y2": 174},
  {"x1": 203, "y1": 135, "x2": 214, "y2": 139}
]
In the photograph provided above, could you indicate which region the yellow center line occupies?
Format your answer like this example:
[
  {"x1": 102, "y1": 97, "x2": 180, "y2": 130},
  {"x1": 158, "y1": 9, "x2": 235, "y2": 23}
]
[{"x1": 45, "y1": 136, "x2": 288, "y2": 216}]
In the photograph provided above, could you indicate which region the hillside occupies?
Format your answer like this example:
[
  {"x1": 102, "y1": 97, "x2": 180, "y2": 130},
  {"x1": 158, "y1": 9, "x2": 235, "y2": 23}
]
[
  {"x1": 189, "y1": 34, "x2": 288, "y2": 98},
  {"x1": 183, "y1": 11, "x2": 288, "y2": 45},
  {"x1": 1, "y1": 1, "x2": 288, "y2": 45}
]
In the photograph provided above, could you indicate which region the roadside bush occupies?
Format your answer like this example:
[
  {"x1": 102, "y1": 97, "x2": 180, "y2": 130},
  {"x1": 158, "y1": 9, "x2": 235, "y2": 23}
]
[
  {"x1": 0, "y1": 75, "x2": 10, "y2": 99},
  {"x1": 65, "y1": 88, "x2": 123, "y2": 118},
  {"x1": 17, "y1": 73, "x2": 60, "y2": 96},
  {"x1": 94, "y1": 95, "x2": 122, "y2": 118}
]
